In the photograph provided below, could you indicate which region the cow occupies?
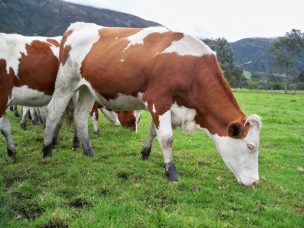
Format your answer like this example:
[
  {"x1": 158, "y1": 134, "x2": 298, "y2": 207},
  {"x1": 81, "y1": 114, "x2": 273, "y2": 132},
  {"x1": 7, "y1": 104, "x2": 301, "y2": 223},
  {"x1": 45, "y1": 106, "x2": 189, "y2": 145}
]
[
  {"x1": 0, "y1": 33, "x2": 61, "y2": 160},
  {"x1": 42, "y1": 22, "x2": 261, "y2": 186},
  {"x1": 0, "y1": 33, "x2": 139, "y2": 160}
]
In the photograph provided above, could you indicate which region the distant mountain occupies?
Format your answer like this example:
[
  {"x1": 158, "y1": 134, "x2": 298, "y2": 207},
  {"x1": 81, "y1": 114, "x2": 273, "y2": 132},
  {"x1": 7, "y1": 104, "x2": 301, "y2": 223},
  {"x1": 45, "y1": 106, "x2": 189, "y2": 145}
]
[
  {"x1": 231, "y1": 38, "x2": 304, "y2": 74},
  {"x1": 0, "y1": 0, "x2": 159, "y2": 36}
]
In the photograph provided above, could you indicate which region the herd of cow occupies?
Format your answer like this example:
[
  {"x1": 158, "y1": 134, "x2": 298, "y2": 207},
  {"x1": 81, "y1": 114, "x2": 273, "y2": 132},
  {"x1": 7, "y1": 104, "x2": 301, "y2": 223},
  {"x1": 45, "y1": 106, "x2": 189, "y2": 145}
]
[{"x1": 0, "y1": 22, "x2": 262, "y2": 187}]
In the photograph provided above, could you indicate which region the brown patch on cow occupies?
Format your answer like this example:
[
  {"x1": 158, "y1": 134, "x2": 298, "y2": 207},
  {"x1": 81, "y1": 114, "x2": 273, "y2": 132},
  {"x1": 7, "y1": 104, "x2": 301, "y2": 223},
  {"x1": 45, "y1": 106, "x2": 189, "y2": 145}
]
[
  {"x1": 0, "y1": 60, "x2": 15, "y2": 117},
  {"x1": 117, "y1": 111, "x2": 136, "y2": 130},
  {"x1": 59, "y1": 30, "x2": 73, "y2": 65},
  {"x1": 15, "y1": 40, "x2": 59, "y2": 95},
  {"x1": 47, "y1": 38, "x2": 60, "y2": 47},
  {"x1": 89, "y1": 101, "x2": 99, "y2": 120}
]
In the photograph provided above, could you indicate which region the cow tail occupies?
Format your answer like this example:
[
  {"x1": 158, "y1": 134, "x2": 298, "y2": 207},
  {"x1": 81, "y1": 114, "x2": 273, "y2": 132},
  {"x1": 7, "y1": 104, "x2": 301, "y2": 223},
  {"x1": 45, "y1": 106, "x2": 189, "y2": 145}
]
[{"x1": 65, "y1": 99, "x2": 74, "y2": 127}]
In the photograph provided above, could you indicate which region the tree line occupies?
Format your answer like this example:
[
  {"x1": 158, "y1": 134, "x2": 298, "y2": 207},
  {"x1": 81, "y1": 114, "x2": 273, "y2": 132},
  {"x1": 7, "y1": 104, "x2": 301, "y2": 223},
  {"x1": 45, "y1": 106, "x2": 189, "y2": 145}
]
[{"x1": 203, "y1": 29, "x2": 304, "y2": 92}]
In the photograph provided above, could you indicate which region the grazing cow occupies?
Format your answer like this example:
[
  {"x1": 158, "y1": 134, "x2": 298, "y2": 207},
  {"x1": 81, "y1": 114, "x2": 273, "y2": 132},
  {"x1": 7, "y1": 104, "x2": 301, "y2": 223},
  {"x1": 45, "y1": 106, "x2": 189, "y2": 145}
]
[
  {"x1": 0, "y1": 33, "x2": 61, "y2": 160},
  {"x1": 43, "y1": 22, "x2": 261, "y2": 186}
]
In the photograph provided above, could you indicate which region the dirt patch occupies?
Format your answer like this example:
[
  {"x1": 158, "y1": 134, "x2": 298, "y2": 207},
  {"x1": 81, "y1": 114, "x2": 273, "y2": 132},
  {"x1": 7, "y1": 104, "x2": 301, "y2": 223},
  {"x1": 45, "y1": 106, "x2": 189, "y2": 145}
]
[
  {"x1": 68, "y1": 198, "x2": 91, "y2": 208},
  {"x1": 13, "y1": 203, "x2": 44, "y2": 220},
  {"x1": 42, "y1": 220, "x2": 69, "y2": 228},
  {"x1": 98, "y1": 188, "x2": 110, "y2": 196},
  {"x1": 192, "y1": 184, "x2": 202, "y2": 191},
  {"x1": 117, "y1": 172, "x2": 129, "y2": 180},
  {"x1": 4, "y1": 173, "x2": 27, "y2": 188}
]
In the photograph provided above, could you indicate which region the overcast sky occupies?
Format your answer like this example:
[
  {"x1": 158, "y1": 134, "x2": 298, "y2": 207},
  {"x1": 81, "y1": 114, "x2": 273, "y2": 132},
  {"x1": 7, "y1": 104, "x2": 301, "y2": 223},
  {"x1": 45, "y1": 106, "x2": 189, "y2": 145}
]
[{"x1": 64, "y1": 0, "x2": 304, "y2": 41}]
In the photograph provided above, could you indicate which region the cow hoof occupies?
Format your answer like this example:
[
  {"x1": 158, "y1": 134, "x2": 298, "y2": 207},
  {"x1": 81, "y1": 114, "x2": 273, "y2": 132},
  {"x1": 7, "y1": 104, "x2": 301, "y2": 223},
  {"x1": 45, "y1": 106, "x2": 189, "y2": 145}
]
[
  {"x1": 7, "y1": 148, "x2": 16, "y2": 161},
  {"x1": 42, "y1": 145, "x2": 53, "y2": 158},
  {"x1": 165, "y1": 162, "x2": 179, "y2": 181},
  {"x1": 83, "y1": 148, "x2": 94, "y2": 157},
  {"x1": 20, "y1": 123, "x2": 26, "y2": 130},
  {"x1": 52, "y1": 138, "x2": 57, "y2": 147},
  {"x1": 94, "y1": 130, "x2": 100, "y2": 136},
  {"x1": 14, "y1": 113, "x2": 20, "y2": 117},
  {"x1": 141, "y1": 147, "x2": 151, "y2": 160}
]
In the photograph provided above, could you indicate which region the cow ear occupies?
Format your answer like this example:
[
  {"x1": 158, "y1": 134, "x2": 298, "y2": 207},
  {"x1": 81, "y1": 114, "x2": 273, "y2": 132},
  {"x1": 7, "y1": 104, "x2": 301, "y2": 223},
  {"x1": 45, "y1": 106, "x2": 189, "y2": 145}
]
[{"x1": 228, "y1": 121, "x2": 243, "y2": 138}]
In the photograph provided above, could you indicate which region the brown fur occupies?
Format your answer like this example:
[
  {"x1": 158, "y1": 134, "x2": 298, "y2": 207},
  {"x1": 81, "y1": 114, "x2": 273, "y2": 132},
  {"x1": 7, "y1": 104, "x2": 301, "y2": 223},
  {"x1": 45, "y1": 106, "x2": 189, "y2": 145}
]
[
  {"x1": 16, "y1": 40, "x2": 59, "y2": 95},
  {"x1": 0, "y1": 60, "x2": 14, "y2": 117}
]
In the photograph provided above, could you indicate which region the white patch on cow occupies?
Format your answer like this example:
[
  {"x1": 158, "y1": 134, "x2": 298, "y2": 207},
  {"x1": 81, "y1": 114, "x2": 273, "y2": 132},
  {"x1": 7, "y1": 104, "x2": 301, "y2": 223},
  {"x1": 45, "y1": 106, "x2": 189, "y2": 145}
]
[
  {"x1": 205, "y1": 115, "x2": 262, "y2": 186},
  {"x1": 161, "y1": 34, "x2": 215, "y2": 57},
  {"x1": 9, "y1": 85, "x2": 52, "y2": 107},
  {"x1": 134, "y1": 111, "x2": 141, "y2": 133},
  {"x1": 100, "y1": 107, "x2": 121, "y2": 126},
  {"x1": 95, "y1": 92, "x2": 146, "y2": 111},
  {"x1": 156, "y1": 110, "x2": 173, "y2": 163},
  {"x1": 91, "y1": 112, "x2": 99, "y2": 133},
  {"x1": 123, "y1": 26, "x2": 168, "y2": 51},
  {"x1": 170, "y1": 103, "x2": 200, "y2": 131},
  {"x1": 64, "y1": 22, "x2": 103, "y2": 68},
  {"x1": 120, "y1": 59, "x2": 125, "y2": 62},
  {"x1": 152, "y1": 104, "x2": 156, "y2": 113},
  {"x1": 48, "y1": 36, "x2": 61, "y2": 58},
  {"x1": 115, "y1": 37, "x2": 119, "y2": 40},
  {"x1": 0, "y1": 33, "x2": 29, "y2": 75}
]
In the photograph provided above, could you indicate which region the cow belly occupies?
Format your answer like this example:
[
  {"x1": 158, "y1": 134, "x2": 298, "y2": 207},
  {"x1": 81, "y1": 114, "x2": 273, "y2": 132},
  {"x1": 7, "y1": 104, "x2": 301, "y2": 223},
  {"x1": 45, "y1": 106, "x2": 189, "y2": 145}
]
[
  {"x1": 95, "y1": 92, "x2": 146, "y2": 111},
  {"x1": 10, "y1": 85, "x2": 52, "y2": 107}
]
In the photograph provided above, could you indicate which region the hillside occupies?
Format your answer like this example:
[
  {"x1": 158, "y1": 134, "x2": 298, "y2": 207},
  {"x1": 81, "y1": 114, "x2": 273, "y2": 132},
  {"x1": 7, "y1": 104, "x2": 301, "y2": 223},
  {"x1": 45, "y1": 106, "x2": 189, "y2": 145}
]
[
  {"x1": 231, "y1": 38, "x2": 304, "y2": 74},
  {"x1": 0, "y1": 0, "x2": 159, "y2": 36}
]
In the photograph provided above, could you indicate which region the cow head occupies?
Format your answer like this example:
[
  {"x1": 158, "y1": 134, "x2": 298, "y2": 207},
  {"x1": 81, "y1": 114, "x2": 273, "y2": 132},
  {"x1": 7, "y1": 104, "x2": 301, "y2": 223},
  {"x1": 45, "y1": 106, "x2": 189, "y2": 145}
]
[
  {"x1": 209, "y1": 115, "x2": 261, "y2": 187},
  {"x1": 117, "y1": 111, "x2": 141, "y2": 132}
]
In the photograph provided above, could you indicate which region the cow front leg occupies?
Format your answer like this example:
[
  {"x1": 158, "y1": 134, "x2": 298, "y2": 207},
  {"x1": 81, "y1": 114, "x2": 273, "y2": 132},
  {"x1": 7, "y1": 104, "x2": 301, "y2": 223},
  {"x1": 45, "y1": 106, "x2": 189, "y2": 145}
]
[
  {"x1": 20, "y1": 106, "x2": 29, "y2": 130},
  {"x1": 74, "y1": 86, "x2": 95, "y2": 156},
  {"x1": 29, "y1": 108, "x2": 38, "y2": 125},
  {"x1": 0, "y1": 114, "x2": 16, "y2": 161},
  {"x1": 153, "y1": 110, "x2": 179, "y2": 181},
  {"x1": 13, "y1": 105, "x2": 20, "y2": 117},
  {"x1": 141, "y1": 121, "x2": 156, "y2": 160}
]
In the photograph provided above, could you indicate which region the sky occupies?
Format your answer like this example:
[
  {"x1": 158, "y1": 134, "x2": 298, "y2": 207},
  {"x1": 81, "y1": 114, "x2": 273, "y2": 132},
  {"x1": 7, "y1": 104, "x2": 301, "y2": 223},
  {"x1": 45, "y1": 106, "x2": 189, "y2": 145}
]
[{"x1": 64, "y1": 0, "x2": 304, "y2": 42}]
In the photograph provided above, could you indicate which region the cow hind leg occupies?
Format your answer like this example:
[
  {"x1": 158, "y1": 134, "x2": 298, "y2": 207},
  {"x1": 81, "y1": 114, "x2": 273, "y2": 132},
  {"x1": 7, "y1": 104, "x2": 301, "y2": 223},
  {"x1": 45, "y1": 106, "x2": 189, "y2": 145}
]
[
  {"x1": 72, "y1": 127, "x2": 80, "y2": 151},
  {"x1": 0, "y1": 114, "x2": 16, "y2": 160},
  {"x1": 141, "y1": 121, "x2": 156, "y2": 160},
  {"x1": 13, "y1": 105, "x2": 20, "y2": 117},
  {"x1": 74, "y1": 86, "x2": 95, "y2": 156},
  {"x1": 42, "y1": 92, "x2": 74, "y2": 158},
  {"x1": 30, "y1": 108, "x2": 38, "y2": 125}
]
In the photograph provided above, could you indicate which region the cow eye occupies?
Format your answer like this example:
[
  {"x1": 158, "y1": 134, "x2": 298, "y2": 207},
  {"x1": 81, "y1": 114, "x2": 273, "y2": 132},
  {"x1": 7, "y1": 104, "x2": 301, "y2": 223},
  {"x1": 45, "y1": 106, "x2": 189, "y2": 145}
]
[{"x1": 247, "y1": 143, "x2": 255, "y2": 152}]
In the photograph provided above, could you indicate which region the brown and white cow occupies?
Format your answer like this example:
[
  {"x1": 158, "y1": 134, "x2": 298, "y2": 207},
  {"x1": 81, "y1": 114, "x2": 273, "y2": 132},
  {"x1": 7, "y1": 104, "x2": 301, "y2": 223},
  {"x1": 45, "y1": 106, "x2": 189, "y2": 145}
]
[
  {"x1": 42, "y1": 22, "x2": 261, "y2": 186},
  {"x1": 0, "y1": 33, "x2": 60, "y2": 159}
]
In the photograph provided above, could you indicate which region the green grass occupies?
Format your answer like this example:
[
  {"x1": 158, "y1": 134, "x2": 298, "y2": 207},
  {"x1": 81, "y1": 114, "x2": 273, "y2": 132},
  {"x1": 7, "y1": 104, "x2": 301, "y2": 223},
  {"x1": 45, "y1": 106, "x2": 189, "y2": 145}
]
[{"x1": 0, "y1": 91, "x2": 303, "y2": 227}]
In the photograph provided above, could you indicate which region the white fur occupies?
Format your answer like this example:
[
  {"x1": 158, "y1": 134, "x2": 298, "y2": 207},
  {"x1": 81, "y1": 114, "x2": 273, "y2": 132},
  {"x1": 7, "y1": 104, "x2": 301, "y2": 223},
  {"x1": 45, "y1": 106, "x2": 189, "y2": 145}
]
[
  {"x1": 91, "y1": 112, "x2": 99, "y2": 133},
  {"x1": 9, "y1": 85, "x2": 52, "y2": 107},
  {"x1": 100, "y1": 107, "x2": 121, "y2": 126},
  {"x1": 64, "y1": 22, "x2": 102, "y2": 68},
  {"x1": 123, "y1": 26, "x2": 168, "y2": 51},
  {"x1": 156, "y1": 110, "x2": 173, "y2": 163},
  {"x1": 171, "y1": 104, "x2": 200, "y2": 131},
  {"x1": 95, "y1": 92, "x2": 146, "y2": 111},
  {"x1": 207, "y1": 115, "x2": 261, "y2": 186},
  {"x1": 161, "y1": 34, "x2": 215, "y2": 57}
]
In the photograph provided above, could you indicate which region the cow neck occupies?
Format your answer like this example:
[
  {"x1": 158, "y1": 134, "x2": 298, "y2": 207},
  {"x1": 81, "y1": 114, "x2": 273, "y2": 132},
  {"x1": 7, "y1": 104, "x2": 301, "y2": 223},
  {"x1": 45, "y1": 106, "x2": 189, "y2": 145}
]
[{"x1": 188, "y1": 54, "x2": 247, "y2": 137}]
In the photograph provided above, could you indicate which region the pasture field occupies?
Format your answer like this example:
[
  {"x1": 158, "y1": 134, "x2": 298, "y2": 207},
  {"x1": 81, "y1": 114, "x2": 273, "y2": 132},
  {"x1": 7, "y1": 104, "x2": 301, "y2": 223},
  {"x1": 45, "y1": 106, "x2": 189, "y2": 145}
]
[{"x1": 0, "y1": 91, "x2": 303, "y2": 227}]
